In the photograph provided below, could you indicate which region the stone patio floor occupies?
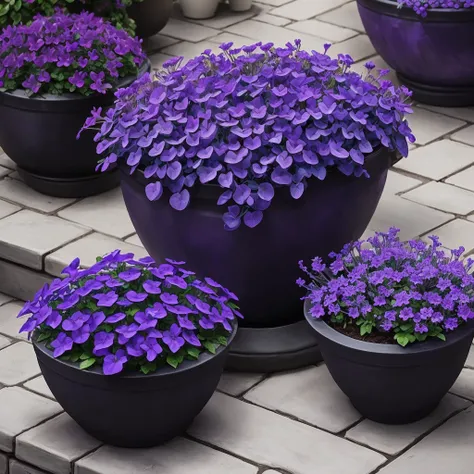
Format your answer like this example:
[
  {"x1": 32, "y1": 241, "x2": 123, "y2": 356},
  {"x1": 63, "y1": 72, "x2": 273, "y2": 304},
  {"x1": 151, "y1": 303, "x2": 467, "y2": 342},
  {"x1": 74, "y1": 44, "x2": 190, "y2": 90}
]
[{"x1": 1, "y1": 0, "x2": 474, "y2": 473}]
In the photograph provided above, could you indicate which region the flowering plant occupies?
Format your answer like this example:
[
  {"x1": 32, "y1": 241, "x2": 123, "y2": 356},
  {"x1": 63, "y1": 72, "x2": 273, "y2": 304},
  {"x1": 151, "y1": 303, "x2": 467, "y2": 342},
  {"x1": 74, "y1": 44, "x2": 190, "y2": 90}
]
[
  {"x1": 18, "y1": 251, "x2": 241, "y2": 375},
  {"x1": 0, "y1": 11, "x2": 146, "y2": 96},
  {"x1": 298, "y1": 228, "x2": 474, "y2": 346},
  {"x1": 82, "y1": 41, "x2": 414, "y2": 231},
  {"x1": 398, "y1": 0, "x2": 474, "y2": 16},
  {"x1": 0, "y1": 0, "x2": 73, "y2": 28}
]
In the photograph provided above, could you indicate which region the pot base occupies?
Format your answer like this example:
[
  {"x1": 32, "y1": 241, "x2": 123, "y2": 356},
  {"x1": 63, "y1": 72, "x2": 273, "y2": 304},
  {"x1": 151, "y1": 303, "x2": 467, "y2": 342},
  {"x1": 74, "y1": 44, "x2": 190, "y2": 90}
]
[
  {"x1": 397, "y1": 73, "x2": 474, "y2": 107},
  {"x1": 18, "y1": 167, "x2": 119, "y2": 198},
  {"x1": 226, "y1": 320, "x2": 322, "y2": 372}
]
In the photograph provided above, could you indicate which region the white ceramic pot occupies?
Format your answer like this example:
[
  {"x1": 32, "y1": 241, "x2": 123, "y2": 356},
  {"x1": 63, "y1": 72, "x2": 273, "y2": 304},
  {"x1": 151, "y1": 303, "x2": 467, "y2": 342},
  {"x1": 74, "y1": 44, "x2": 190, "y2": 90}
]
[
  {"x1": 180, "y1": 0, "x2": 220, "y2": 19},
  {"x1": 229, "y1": 0, "x2": 252, "y2": 11}
]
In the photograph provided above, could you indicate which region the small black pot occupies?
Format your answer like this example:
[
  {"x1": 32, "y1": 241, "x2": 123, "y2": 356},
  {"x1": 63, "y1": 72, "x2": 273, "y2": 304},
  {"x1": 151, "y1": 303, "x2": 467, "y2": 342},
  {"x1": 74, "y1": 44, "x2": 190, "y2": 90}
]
[
  {"x1": 304, "y1": 300, "x2": 474, "y2": 424},
  {"x1": 128, "y1": 0, "x2": 173, "y2": 38},
  {"x1": 0, "y1": 61, "x2": 150, "y2": 198},
  {"x1": 33, "y1": 323, "x2": 235, "y2": 447}
]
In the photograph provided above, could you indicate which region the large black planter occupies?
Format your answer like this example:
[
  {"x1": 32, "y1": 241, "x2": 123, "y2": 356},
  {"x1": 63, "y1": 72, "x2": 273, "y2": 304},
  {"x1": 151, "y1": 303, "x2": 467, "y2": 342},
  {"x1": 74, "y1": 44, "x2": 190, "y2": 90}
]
[
  {"x1": 357, "y1": 0, "x2": 474, "y2": 106},
  {"x1": 33, "y1": 323, "x2": 235, "y2": 447},
  {"x1": 119, "y1": 148, "x2": 397, "y2": 372},
  {"x1": 128, "y1": 0, "x2": 173, "y2": 38},
  {"x1": 0, "y1": 61, "x2": 150, "y2": 198},
  {"x1": 304, "y1": 300, "x2": 474, "y2": 423}
]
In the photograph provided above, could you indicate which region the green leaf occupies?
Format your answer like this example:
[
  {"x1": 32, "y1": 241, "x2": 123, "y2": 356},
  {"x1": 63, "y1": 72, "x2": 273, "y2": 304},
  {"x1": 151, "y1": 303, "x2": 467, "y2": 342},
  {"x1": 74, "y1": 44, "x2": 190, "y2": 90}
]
[
  {"x1": 79, "y1": 358, "x2": 96, "y2": 370},
  {"x1": 216, "y1": 336, "x2": 228, "y2": 346},
  {"x1": 437, "y1": 333, "x2": 446, "y2": 341},
  {"x1": 36, "y1": 332, "x2": 51, "y2": 343},
  {"x1": 166, "y1": 354, "x2": 184, "y2": 369},
  {"x1": 79, "y1": 353, "x2": 90, "y2": 360},
  {"x1": 186, "y1": 347, "x2": 201, "y2": 359},
  {"x1": 140, "y1": 362, "x2": 156, "y2": 375},
  {"x1": 203, "y1": 341, "x2": 217, "y2": 354},
  {"x1": 394, "y1": 333, "x2": 409, "y2": 347},
  {"x1": 70, "y1": 354, "x2": 80, "y2": 363}
]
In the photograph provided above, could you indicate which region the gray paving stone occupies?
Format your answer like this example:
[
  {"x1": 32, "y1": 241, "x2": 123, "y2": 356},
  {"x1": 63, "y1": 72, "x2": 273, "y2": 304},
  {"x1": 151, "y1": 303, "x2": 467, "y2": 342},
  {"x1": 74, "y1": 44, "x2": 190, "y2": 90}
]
[
  {"x1": 318, "y1": 2, "x2": 365, "y2": 32},
  {"x1": 17, "y1": 413, "x2": 101, "y2": 474},
  {"x1": 346, "y1": 394, "x2": 470, "y2": 455},
  {"x1": 10, "y1": 460, "x2": 48, "y2": 474},
  {"x1": 378, "y1": 405, "x2": 474, "y2": 474},
  {"x1": 0, "y1": 210, "x2": 89, "y2": 270},
  {"x1": 351, "y1": 55, "x2": 399, "y2": 86},
  {"x1": 0, "y1": 387, "x2": 62, "y2": 452},
  {"x1": 0, "y1": 453, "x2": 6, "y2": 474},
  {"x1": 369, "y1": 194, "x2": 453, "y2": 241},
  {"x1": 45, "y1": 233, "x2": 148, "y2": 278},
  {"x1": 23, "y1": 377, "x2": 54, "y2": 400},
  {"x1": 419, "y1": 105, "x2": 474, "y2": 123},
  {"x1": 451, "y1": 125, "x2": 474, "y2": 147},
  {"x1": 402, "y1": 182, "x2": 474, "y2": 215},
  {"x1": 446, "y1": 165, "x2": 474, "y2": 192},
  {"x1": 75, "y1": 438, "x2": 258, "y2": 474},
  {"x1": 0, "y1": 179, "x2": 75, "y2": 213},
  {"x1": 253, "y1": 0, "x2": 292, "y2": 5},
  {"x1": 465, "y1": 346, "x2": 474, "y2": 369},
  {"x1": 189, "y1": 4, "x2": 259, "y2": 29},
  {"x1": 149, "y1": 53, "x2": 173, "y2": 70},
  {"x1": 0, "y1": 335, "x2": 11, "y2": 351},
  {"x1": 160, "y1": 18, "x2": 219, "y2": 42},
  {"x1": 451, "y1": 368, "x2": 474, "y2": 401},
  {"x1": 218, "y1": 372, "x2": 265, "y2": 396},
  {"x1": 226, "y1": 20, "x2": 327, "y2": 48},
  {"x1": 395, "y1": 140, "x2": 474, "y2": 180},
  {"x1": 0, "y1": 199, "x2": 21, "y2": 220},
  {"x1": 58, "y1": 189, "x2": 134, "y2": 239},
  {"x1": 208, "y1": 32, "x2": 252, "y2": 44},
  {"x1": 254, "y1": 13, "x2": 291, "y2": 26},
  {"x1": 288, "y1": 19, "x2": 358, "y2": 42},
  {"x1": 428, "y1": 219, "x2": 474, "y2": 253},
  {"x1": 245, "y1": 365, "x2": 361, "y2": 433},
  {"x1": 407, "y1": 108, "x2": 465, "y2": 146},
  {"x1": 162, "y1": 41, "x2": 222, "y2": 60},
  {"x1": 145, "y1": 33, "x2": 180, "y2": 53},
  {"x1": 0, "y1": 152, "x2": 16, "y2": 170},
  {"x1": 327, "y1": 35, "x2": 375, "y2": 62},
  {"x1": 1, "y1": 301, "x2": 35, "y2": 342},
  {"x1": 272, "y1": 0, "x2": 348, "y2": 20},
  {"x1": 188, "y1": 392, "x2": 386, "y2": 474},
  {"x1": 0, "y1": 167, "x2": 10, "y2": 179},
  {"x1": 0, "y1": 342, "x2": 40, "y2": 385},
  {"x1": 0, "y1": 293, "x2": 13, "y2": 307},
  {"x1": 124, "y1": 234, "x2": 143, "y2": 247},
  {"x1": 384, "y1": 171, "x2": 422, "y2": 195},
  {"x1": 0, "y1": 260, "x2": 52, "y2": 303}
]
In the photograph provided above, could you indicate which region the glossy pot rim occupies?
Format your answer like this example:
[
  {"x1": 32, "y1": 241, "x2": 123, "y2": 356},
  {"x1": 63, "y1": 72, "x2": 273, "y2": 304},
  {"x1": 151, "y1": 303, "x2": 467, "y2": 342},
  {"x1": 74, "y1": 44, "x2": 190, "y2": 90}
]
[
  {"x1": 304, "y1": 298, "x2": 474, "y2": 355},
  {"x1": 357, "y1": 0, "x2": 474, "y2": 21},
  {"x1": 32, "y1": 318, "x2": 237, "y2": 380}
]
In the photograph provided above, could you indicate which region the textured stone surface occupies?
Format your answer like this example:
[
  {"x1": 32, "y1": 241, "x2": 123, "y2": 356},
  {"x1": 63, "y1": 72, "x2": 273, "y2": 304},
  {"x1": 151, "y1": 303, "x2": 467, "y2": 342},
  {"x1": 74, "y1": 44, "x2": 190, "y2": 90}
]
[
  {"x1": 272, "y1": 0, "x2": 349, "y2": 20},
  {"x1": 45, "y1": 233, "x2": 147, "y2": 277},
  {"x1": 245, "y1": 366, "x2": 361, "y2": 433},
  {"x1": 429, "y1": 219, "x2": 474, "y2": 253},
  {"x1": 402, "y1": 182, "x2": 474, "y2": 215},
  {"x1": 16, "y1": 413, "x2": 101, "y2": 474},
  {"x1": 218, "y1": 372, "x2": 265, "y2": 396},
  {"x1": 377, "y1": 406, "x2": 474, "y2": 474},
  {"x1": 188, "y1": 392, "x2": 386, "y2": 474},
  {"x1": 0, "y1": 199, "x2": 21, "y2": 221},
  {"x1": 0, "y1": 293, "x2": 13, "y2": 307},
  {"x1": 384, "y1": 171, "x2": 422, "y2": 195},
  {"x1": 395, "y1": 140, "x2": 474, "y2": 180},
  {"x1": 287, "y1": 19, "x2": 358, "y2": 41},
  {"x1": 58, "y1": 189, "x2": 134, "y2": 239},
  {"x1": 0, "y1": 453, "x2": 6, "y2": 474},
  {"x1": 445, "y1": 165, "x2": 474, "y2": 192},
  {"x1": 450, "y1": 369, "x2": 474, "y2": 401},
  {"x1": 326, "y1": 35, "x2": 375, "y2": 62},
  {"x1": 0, "y1": 210, "x2": 89, "y2": 270},
  {"x1": 346, "y1": 394, "x2": 470, "y2": 455},
  {"x1": 254, "y1": 13, "x2": 291, "y2": 26},
  {"x1": 75, "y1": 438, "x2": 258, "y2": 474},
  {"x1": 10, "y1": 460, "x2": 48, "y2": 474},
  {"x1": 160, "y1": 18, "x2": 219, "y2": 42},
  {"x1": 162, "y1": 41, "x2": 221, "y2": 60},
  {"x1": 124, "y1": 234, "x2": 143, "y2": 247},
  {"x1": 0, "y1": 302, "x2": 36, "y2": 342},
  {"x1": 419, "y1": 106, "x2": 474, "y2": 123},
  {"x1": 451, "y1": 125, "x2": 474, "y2": 147},
  {"x1": 318, "y1": 2, "x2": 365, "y2": 31},
  {"x1": 0, "y1": 387, "x2": 61, "y2": 452},
  {"x1": 0, "y1": 342, "x2": 40, "y2": 386},
  {"x1": 23, "y1": 377, "x2": 54, "y2": 400},
  {"x1": 0, "y1": 151, "x2": 16, "y2": 170}
]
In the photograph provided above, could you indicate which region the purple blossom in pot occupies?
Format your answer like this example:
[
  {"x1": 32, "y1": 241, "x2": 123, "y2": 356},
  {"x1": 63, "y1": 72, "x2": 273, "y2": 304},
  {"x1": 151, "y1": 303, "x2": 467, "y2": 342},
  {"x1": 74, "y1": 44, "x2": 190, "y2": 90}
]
[
  {"x1": 397, "y1": 0, "x2": 474, "y2": 16},
  {"x1": 0, "y1": 11, "x2": 146, "y2": 96},
  {"x1": 18, "y1": 251, "x2": 241, "y2": 375},
  {"x1": 298, "y1": 227, "x2": 474, "y2": 346},
  {"x1": 82, "y1": 40, "x2": 415, "y2": 230}
]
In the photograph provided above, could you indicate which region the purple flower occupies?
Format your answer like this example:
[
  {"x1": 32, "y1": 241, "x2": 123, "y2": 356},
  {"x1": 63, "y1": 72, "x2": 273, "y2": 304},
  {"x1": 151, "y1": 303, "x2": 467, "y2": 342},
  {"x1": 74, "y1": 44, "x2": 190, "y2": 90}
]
[
  {"x1": 62, "y1": 311, "x2": 90, "y2": 331},
  {"x1": 140, "y1": 337, "x2": 163, "y2": 361},
  {"x1": 162, "y1": 324, "x2": 185, "y2": 353},
  {"x1": 94, "y1": 331, "x2": 115, "y2": 351},
  {"x1": 146, "y1": 302, "x2": 167, "y2": 319},
  {"x1": 105, "y1": 312, "x2": 126, "y2": 323},
  {"x1": 119, "y1": 269, "x2": 141, "y2": 282},
  {"x1": 182, "y1": 330, "x2": 201, "y2": 347},
  {"x1": 445, "y1": 318, "x2": 459, "y2": 331},
  {"x1": 160, "y1": 293, "x2": 178, "y2": 305},
  {"x1": 93, "y1": 291, "x2": 119, "y2": 307},
  {"x1": 125, "y1": 291, "x2": 148, "y2": 303},
  {"x1": 103, "y1": 350, "x2": 128, "y2": 375},
  {"x1": 115, "y1": 323, "x2": 139, "y2": 339},
  {"x1": 143, "y1": 280, "x2": 161, "y2": 294},
  {"x1": 51, "y1": 333, "x2": 73, "y2": 358},
  {"x1": 166, "y1": 275, "x2": 188, "y2": 290}
]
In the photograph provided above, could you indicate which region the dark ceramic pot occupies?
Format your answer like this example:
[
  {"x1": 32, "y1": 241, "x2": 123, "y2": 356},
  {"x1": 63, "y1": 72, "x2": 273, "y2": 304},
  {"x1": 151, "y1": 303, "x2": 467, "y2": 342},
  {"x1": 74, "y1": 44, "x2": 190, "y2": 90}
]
[
  {"x1": 0, "y1": 61, "x2": 150, "y2": 198},
  {"x1": 357, "y1": 0, "x2": 474, "y2": 106},
  {"x1": 304, "y1": 300, "x2": 474, "y2": 423},
  {"x1": 128, "y1": 0, "x2": 173, "y2": 38},
  {"x1": 120, "y1": 148, "x2": 397, "y2": 372},
  {"x1": 33, "y1": 323, "x2": 236, "y2": 447}
]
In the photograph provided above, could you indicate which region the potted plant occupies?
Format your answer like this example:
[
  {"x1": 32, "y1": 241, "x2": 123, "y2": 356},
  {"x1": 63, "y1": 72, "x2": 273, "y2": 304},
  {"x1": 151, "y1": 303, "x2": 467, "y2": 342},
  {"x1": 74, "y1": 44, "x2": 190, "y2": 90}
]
[
  {"x1": 229, "y1": 0, "x2": 253, "y2": 12},
  {"x1": 0, "y1": 11, "x2": 148, "y2": 198},
  {"x1": 300, "y1": 228, "x2": 474, "y2": 424},
  {"x1": 179, "y1": 0, "x2": 220, "y2": 19},
  {"x1": 357, "y1": 0, "x2": 474, "y2": 106},
  {"x1": 81, "y1": 41, "x2": 415, "y2": 372},
  {"x1": 17, "y1": 250, "x2": 239, "y2": 447}
]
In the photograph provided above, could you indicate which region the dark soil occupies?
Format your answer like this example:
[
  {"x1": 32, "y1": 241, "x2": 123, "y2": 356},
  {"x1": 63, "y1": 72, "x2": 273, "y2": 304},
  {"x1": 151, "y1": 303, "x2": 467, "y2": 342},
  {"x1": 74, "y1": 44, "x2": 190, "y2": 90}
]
[{"x1": 333, "y1": 323, "x2": 397, "y2": 344}]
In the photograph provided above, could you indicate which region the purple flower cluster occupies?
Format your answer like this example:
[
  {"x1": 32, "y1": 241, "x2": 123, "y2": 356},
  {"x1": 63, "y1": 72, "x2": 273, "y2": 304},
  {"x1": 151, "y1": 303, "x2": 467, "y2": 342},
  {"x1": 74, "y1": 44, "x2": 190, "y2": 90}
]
[
  {"x1": 298, "y1": 228, "x2": 474, "y2": 346},
  {"x1": 398, "y1": 0, "x2": 474, "y2": 16},
  {"x1": 0, "y1": 11, "x2": 146, "y2": 96},
  {"x1": 18, "y1": 251, "x2": 241, "y2": 375},
  {"x1": 82, "y1": 41, "x2": 414, "y2": 231}
]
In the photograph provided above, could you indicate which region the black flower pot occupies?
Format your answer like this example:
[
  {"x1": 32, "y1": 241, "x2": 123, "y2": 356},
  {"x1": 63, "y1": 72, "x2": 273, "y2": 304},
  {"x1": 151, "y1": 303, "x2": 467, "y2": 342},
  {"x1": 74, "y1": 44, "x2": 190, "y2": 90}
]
[
  {"x1": 304, "y1": 300, "x2": 474, "y2": 424},
  {"x1": 0, "y1": 61, "x2": 150, "y2": 198},
  {"x1": 128, "y1": 0, "x2": 173, "y2": 38},
  {"x1": 32, "y1": 322, "x2": 235, "y2": 447}
]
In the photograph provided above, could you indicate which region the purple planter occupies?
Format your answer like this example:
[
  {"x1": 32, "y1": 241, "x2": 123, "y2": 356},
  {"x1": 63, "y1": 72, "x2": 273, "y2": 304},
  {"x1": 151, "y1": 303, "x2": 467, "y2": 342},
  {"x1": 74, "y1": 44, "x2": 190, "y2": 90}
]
[
  {"x1": 120, "y1": 148, "x2": 396, "y2": 371},
  {"x1": 357, "y1": 0, "x2": 474, "y2": 106}
]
